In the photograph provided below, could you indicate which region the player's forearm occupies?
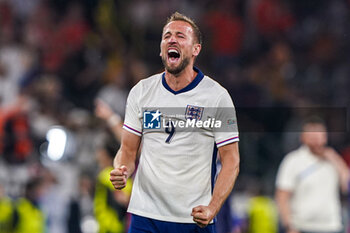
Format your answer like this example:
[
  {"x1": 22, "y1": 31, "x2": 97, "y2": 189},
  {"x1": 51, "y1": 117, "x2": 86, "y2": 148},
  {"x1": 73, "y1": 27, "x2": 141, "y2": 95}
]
[
  {"x1": 113, "y1": 147, "x2": 136, "y2": 177},
  {"x1": 113, "y1": 130, "x2": 141, "y2": 177},
  {"x1": 209, "y1": 160, "x2": 239, "y2": 215},
  {"x1": 209, "y1": 143, "x2": 239, "y2": 216},
  {"x1": 275, "y1": 189, "x2": 293, "y2": 229}
]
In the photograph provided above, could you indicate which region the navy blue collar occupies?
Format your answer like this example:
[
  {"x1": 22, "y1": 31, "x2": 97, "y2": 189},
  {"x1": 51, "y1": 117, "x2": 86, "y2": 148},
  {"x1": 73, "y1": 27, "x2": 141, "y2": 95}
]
[{"x1": 162, "y1": 67, "x2": 204, "y2": 95}]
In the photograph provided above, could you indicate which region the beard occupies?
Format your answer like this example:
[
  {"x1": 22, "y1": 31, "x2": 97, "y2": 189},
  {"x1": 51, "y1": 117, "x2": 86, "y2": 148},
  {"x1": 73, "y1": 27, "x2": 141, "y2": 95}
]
[{"x1": 161, "y1": 55, "x2": 190, "y2": 76}]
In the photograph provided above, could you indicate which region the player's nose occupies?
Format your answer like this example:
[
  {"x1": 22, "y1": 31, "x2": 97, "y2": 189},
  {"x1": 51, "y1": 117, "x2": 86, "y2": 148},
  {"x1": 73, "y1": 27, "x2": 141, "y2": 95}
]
[{"x1": 168, "y1": 35, "x2": 177, "y2": 43}]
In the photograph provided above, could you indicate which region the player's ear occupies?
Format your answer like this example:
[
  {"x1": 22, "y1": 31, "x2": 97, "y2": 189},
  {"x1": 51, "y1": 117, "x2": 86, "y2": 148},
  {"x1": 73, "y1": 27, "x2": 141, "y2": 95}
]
[{"x1": 193, "y1": 43, "x2": 201, "y2": 57}]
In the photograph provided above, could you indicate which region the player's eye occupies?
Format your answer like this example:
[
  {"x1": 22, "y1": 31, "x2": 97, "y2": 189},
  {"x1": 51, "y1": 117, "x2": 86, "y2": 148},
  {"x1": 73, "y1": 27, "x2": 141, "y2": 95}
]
[{"x1": 163, "y1": 33, "x2": 171, "y2": 39}]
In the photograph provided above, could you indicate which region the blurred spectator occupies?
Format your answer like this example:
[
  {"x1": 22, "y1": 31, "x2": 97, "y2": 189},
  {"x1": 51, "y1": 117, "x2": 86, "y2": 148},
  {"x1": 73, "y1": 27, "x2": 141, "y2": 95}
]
[
  {"x1": 0, "y1": 38, "x2": 33, "y2": 108},
  {"x1": 94, "y1": 0, "x2": 121, "y2": 36},
  {"x1": 7, "y1": 0, "x2": 41, "y2": 20},
  {"x1": 0, "y1": 96, "x2": 31, "y2": 162},
  {"x1": 253, "y1": 0, "x2": 295, "y2": 41},
  {"x1": 0, "y1": 1, "x2": 14, "y2": 45},
  {"x1": 95, "y1": 99, "x2": 123, "y2": 143},
  {"x1": 94, "y1": 137, "x2": 132, "y2": 233},
  {"x1": 13, "y1": 177, "x2": 45, "y2": 233},
  {"x1": 67, "y1": 173, "x2": 95, "y2": 233},
  {"x1": 248, "y1": 41, "x2": 295, "y2": 104},
  {"x1": 0, "y1": 183, "x2": 15, "y2": 233},
  {"x1": 27, "y1": 75, "x2": 63, "y2": 141},
  {"x1": 2, "y1": 110, "x2": 33, "y2": 164},
  {"x1": 248, "y1": 196, "x2": 277, "y2": 233},
  {"x1": 246, "y1": 181, "x2": 277, "y2": 233},
  {"x1": 204, "y1": 0, "x2": 244, "y2": 72},
  {"x1": 44, "y1": 2, "x2": 89, "y2": 72},
  {"x1": 39, "y1": 167, "x2": 72, "y2": 233},
  {"x1": 96, "y1": 66, "x2": 128, "y2": 119},
  {"x1": 58, "y1": 47, "x2": 102, "y2": 111},
  {"x1": 24, "y1": 1, "x2": 90, "y2": 73},
  {"x1": 275, "y1": 118, "x2": 349, "y2": 233}
]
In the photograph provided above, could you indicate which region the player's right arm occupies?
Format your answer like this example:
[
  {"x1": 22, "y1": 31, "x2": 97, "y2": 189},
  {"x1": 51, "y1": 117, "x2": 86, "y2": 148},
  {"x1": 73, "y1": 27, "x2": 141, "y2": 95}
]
[
  {"x1": 275, "y1": 189, "x2": 299, "y2": 233},
  {"x1": 275, "y1": 154, "x2": 299, "y2": 233},
  {"x1": 110, "y1": 129, "x2": 141, "y2": 190}
]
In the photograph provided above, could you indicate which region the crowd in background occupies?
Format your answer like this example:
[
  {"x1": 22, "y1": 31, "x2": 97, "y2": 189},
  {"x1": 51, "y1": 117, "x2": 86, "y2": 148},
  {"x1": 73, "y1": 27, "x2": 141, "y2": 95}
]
[{"x1": 0, "y1": 0, "x2": 350, "y2": 232}]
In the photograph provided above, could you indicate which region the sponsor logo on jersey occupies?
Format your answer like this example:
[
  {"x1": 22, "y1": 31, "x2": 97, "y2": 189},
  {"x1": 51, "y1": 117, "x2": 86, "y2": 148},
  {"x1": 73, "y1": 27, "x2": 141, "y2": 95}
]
[{"x1": 143, "y1": 110, "x2": 162, "y2": 129}]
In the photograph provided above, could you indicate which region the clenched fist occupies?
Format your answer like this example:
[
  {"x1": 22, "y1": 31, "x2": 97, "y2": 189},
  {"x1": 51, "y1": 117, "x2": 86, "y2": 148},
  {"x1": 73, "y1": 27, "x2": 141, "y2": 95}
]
[
  {"x1": 110, "y1": 165, "x2": 128, "y2": 189},
  {"x1": 191, "y1": 205, "x2": 215, "y2": 228}
]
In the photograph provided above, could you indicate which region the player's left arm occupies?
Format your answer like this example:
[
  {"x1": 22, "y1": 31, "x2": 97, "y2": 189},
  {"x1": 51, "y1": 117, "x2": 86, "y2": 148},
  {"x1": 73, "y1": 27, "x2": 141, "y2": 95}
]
[
  {"x1": 191, "y1": 142, "x2": 240, "y2": 228},
  {"x1": 322, "y1": 147, "x2": 350, "y2": 193}
]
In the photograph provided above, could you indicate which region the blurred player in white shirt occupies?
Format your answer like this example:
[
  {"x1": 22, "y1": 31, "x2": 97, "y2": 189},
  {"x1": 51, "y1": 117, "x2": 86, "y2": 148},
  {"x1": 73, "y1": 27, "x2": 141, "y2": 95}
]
[{"x1": 276, "y1": 119, "x2": 349, "y2": 233}]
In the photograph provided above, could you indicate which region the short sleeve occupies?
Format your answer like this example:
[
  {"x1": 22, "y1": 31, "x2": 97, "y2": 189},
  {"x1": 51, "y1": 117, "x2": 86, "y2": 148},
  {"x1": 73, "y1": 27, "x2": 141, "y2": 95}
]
[
  {"x1": 275, "y1": 155, "x2": 297, "y2": 191},
  {"x1": 123, "y1": 83, "x2": 142, "y2": 136},
  {"x1": 214, "y1": 90, "x2": 239, "y2": 147}
]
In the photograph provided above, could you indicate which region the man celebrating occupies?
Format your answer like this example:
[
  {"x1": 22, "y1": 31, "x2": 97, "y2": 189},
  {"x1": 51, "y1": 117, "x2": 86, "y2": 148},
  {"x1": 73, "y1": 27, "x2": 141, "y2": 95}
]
[
  {"x1": 275, "y1": 119, "x2": 349, "y2": 233},
  {"x1": 110, "y1": 12, "x2": 240, "y2": 233}
]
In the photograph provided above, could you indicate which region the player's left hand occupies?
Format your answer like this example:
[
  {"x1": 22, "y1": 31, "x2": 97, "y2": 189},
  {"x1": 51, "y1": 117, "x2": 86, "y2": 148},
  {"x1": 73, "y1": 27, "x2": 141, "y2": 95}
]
[
  {"x1": 191, "y1": 205, "x2": 215, "y2": 228},
  {"x1": 321, "y1": 147, "x2": 338, "y2": 159}
]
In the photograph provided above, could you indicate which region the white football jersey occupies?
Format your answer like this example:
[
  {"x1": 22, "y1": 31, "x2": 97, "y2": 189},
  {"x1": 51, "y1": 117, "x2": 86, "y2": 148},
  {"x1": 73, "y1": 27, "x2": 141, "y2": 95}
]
[{"x1": 123, "y1": 67, "x2": 239, "y2": 223}]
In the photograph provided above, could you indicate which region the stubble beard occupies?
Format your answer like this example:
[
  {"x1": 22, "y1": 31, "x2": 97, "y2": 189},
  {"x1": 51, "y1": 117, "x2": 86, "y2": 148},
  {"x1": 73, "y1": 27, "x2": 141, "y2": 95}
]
[{"x1": 162, "y1": 56, "x2": 190, "y2": 76}]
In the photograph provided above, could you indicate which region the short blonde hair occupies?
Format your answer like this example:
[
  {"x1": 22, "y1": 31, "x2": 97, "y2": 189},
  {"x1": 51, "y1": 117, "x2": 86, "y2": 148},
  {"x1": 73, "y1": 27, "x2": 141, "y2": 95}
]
[{"x1": 165, "y1": 12, "x2": 202, "y2": 45}]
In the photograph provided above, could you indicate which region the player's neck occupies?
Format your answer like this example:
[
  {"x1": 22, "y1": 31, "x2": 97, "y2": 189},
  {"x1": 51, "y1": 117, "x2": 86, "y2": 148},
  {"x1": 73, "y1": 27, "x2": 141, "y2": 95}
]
[{"x1": 164, "y1": 66, "x2": 197, "y2": 91}]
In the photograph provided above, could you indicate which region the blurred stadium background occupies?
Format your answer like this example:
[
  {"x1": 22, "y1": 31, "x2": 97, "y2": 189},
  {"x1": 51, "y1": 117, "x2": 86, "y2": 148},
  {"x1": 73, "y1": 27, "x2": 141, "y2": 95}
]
[{"x1": 0, "y1": 0, "x2": 349, "y2": 232}]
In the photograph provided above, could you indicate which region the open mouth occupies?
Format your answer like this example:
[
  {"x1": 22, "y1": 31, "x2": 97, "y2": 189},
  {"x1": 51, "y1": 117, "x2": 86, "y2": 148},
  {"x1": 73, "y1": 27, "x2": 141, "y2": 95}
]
[{"x1": 167, "y1": 49, "x2": 180, "y2": 63}]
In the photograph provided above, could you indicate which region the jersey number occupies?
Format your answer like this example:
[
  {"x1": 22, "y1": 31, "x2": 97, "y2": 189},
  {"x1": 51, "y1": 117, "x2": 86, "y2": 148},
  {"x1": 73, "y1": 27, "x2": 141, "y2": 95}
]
[{"x1": 165, "y1": 121, "x2": 175, "y2": 143}]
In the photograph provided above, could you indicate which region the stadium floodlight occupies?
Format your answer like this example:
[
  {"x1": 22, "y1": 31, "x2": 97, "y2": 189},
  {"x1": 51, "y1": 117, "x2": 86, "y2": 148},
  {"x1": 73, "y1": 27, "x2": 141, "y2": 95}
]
[{"x1": 46, "y1": 127, "x2": 67, "y2": 161}]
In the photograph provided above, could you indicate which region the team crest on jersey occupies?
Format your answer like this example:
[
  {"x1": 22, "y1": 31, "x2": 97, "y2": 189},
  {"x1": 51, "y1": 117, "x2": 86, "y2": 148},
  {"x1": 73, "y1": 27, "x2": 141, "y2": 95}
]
[
  {"x1": 185, "y1": 105, "x2": 204, "y2": 120},
  {"x1": 143, "y1": 110, "x2": 162, "y2": 129}
]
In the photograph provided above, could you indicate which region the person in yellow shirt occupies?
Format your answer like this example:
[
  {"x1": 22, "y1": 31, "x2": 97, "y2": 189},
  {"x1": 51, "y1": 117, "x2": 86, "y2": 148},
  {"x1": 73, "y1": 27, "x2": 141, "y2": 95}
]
[
  {"x1": 13, "y1": 178, "x2": 45, "y2": 233},
  {"x1": 0, "y1": 183, "x2": 15, "y2": 233},
  {"x1": 248, "y1": 195, "x2": 278, "y2": 233},
  {"x1": 94, "y1": 138, "x2": 132, "y2": 233}
]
